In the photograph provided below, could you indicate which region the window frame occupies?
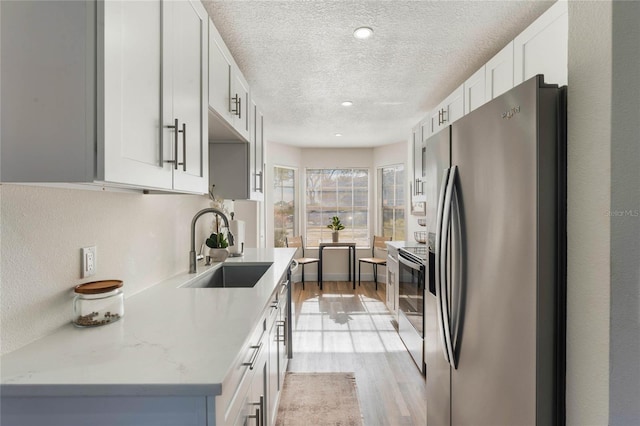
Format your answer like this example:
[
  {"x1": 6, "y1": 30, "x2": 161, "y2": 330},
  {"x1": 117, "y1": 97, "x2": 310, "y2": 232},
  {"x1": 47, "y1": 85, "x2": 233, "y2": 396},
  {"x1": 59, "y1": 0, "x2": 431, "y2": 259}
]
[
  {"x1": 377, "y1": 163, "x2": 405, "y2": 241},
  {"x1": 273, "y1": 165, "x2": 298, "y2": 248}
]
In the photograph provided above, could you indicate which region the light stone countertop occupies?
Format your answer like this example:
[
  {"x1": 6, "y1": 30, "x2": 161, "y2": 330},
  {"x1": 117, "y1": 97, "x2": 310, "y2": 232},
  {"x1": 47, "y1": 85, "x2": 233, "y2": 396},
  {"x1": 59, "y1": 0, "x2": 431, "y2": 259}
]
[
  {"x1": 386, "y1": 240, "x2": 426, "y2": 250},
  {"x1": 0, "y1": 248, "x2": 297, "y2": 398}
]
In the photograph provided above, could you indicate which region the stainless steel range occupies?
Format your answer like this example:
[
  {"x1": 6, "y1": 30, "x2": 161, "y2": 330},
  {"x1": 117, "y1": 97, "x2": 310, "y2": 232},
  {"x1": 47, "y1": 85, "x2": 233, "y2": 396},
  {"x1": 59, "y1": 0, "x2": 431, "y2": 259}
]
[{"x1": 397, "y1": 236, "x2": 435, "y2": 374}]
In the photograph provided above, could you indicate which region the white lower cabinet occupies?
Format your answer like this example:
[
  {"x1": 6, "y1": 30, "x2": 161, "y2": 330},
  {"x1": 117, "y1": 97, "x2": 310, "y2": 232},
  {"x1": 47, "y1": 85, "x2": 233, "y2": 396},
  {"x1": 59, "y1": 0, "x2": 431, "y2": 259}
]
[
  {"x1": 386, "y1": 246, "x2": 399, "y2": 315},
  {"x1": 219, "y1": 274, "x2": 289, "y2": 426}
]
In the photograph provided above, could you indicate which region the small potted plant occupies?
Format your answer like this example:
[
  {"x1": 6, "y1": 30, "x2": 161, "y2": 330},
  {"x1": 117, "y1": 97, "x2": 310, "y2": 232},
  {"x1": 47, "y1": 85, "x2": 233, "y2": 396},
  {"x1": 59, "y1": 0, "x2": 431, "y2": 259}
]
[
  {"x1": 206, "y1": 232, "x2": 229, "y2": 262},
  {"x1": 327, "y1": 216, "x2": 345, "y2": 242}
]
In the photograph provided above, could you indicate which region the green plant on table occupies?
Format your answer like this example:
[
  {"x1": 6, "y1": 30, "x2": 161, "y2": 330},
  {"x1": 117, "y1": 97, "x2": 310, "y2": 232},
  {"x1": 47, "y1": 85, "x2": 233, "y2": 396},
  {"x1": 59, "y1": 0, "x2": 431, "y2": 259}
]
[{"x1": 327, "y1": 216, "x2": 345, "y2": 231}]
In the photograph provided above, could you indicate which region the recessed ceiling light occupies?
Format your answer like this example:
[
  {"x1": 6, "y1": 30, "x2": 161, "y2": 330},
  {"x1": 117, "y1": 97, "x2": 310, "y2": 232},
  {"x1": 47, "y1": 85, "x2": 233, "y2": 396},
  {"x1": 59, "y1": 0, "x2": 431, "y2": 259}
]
[
  {"x1": 335, "y1": 133, "x2": 343, "y2": 137},
  {"x1": 353, "y1": 27, "x2": 373, "y2": 40},
  {"x1": 341, "y1": 101, "x2": 353, "y2": 107}
]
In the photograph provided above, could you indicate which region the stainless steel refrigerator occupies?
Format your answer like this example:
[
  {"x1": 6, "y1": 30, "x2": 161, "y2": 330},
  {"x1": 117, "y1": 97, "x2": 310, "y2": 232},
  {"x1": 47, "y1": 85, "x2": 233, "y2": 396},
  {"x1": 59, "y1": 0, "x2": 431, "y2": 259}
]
[{"x1": 424, "y1": 75, "x2": 566, "y2": 426}]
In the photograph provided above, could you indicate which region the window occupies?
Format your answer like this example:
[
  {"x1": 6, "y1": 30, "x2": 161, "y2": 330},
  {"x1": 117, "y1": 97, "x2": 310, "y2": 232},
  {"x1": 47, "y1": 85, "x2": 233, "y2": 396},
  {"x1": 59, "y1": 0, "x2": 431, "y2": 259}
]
[
  {"x1": 273, "y1": 166, "x2": 296, "y2": 248},
  {"x1": 305, "y1": 168, "x2": 369, "y2": 247},
  {"x1": 379, "y1": 165, "x2": 405, "y2": 241}
]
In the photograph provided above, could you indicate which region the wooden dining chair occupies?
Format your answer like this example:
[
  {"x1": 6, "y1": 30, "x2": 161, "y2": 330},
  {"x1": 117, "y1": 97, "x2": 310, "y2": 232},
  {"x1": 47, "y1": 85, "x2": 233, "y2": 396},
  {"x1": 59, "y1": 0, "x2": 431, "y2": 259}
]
[
  {"x1": 286, "y1": 236, "x2": 319, "y2": 290},
  {"x1": 358, "y1": 235, "x2": 391, "y2": 290}
]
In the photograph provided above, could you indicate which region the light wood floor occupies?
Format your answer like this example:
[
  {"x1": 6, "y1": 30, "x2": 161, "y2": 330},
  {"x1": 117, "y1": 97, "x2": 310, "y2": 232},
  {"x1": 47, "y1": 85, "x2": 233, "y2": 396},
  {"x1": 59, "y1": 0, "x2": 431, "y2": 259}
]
[{"x1": 287, "y1": 280, "x2": 427, "y2": 426}]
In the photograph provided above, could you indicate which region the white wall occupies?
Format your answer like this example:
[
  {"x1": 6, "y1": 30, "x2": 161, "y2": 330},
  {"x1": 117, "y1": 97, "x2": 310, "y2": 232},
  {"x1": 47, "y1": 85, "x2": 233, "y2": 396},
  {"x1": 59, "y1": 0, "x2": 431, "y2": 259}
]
[
  {"x1": 0, "y1": 184, "x2": 210, "y2": 355},
  {"x1": 567, "y1": 2, "x2": 611, "y2": 424}
]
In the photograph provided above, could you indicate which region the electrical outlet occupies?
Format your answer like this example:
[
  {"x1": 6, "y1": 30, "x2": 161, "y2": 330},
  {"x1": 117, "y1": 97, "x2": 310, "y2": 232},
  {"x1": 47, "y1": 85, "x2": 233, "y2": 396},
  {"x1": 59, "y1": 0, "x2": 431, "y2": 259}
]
[{"x1": 82, "y1": 246, "x2": 97, "y2": 278}]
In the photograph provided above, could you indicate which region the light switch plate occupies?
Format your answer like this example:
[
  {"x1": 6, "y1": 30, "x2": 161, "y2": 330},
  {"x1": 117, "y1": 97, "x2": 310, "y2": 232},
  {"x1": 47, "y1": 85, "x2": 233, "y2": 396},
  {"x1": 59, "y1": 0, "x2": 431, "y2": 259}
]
[{"x1": 82, "y1": 246, "x2": 96, "y2": 278}]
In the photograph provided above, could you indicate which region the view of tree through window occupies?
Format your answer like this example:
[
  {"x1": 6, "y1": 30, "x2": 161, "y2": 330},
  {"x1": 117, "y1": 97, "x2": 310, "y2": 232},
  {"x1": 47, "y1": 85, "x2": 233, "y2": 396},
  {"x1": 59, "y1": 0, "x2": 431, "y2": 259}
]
[
  {"x1": 380, "y1": 165, "x2": 405, "y2": 241},
  {"x1": 273, "y1": 167, "x2": 296, "y2": 248},
  {"x1": 305, "y1": 168, "x2": 369, "y2": 247}
]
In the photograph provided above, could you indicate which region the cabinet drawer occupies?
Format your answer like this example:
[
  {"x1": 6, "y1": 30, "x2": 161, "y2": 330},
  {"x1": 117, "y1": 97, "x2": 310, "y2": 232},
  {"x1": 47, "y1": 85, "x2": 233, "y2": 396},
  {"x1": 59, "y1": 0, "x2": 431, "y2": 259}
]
[{"x1": 217, "y1": 317, "x2": 266, "y2": 426}]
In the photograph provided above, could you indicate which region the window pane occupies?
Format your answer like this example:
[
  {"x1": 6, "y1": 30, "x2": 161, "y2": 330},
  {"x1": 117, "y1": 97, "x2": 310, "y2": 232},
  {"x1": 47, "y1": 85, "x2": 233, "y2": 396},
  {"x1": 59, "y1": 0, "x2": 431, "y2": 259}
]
[
  {"x1": 378, "y1": 164, "x2": 405, "y2": 241},
  {"x1": 305, "y1": 168, "x2": 369, "y2": 247},
  {"x1": 274, "y1": 166, "x2": 296, "y2": 247}
]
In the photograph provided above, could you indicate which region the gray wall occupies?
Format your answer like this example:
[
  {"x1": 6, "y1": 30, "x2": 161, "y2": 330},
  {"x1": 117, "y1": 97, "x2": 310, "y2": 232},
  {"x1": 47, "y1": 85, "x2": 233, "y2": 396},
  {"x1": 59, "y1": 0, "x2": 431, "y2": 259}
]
[
  {"x1": 567, "y1": 2, "x2": 612, "y2": 423},
  {"x1": 610, "y1": 2, "x2": 640, "y2": 425}
]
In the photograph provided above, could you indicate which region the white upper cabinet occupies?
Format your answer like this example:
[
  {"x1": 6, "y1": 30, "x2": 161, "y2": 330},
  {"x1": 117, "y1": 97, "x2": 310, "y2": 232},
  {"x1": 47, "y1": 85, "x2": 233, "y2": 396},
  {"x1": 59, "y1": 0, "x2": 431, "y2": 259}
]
[
  {"x1": 232, "y1": 71, "x2": 251, "y2": 142},
  {"x1": 208, "y1": 19, "x2": 251, "y2": 142},
  {"x1": 412, "y1": 124, "x2": 425, "y2": 201},
  {"x1": 513, "y1": 1, "x2": 568, "y2": 86},
  {"x1": 164, "y1": 0, "x2": 209, "y2": 193},
  {"x1": 251, "y1": 103, "x2": 265, "y2": 201},
  {"x1": 1, "y1": 0, "x2": 208, "y2": 193},
  {"x1": 421, "y1": 116, "x2": 432, "y2": 142},
  {"x1": 208, "y1": 24, "x2": 234, "y2": 125},
  {"x1": 464, "y1": 66, "x2": 486, "y2": 114},
  {"x1": 429, "y1": 83, "x2": 464, "y2": 135},
  {"x1": 102, "y1": 0, "x2": 172, "y2": 189},
  {"x1": 485, "y1": 41, "x2": 514, "y2": 101}
]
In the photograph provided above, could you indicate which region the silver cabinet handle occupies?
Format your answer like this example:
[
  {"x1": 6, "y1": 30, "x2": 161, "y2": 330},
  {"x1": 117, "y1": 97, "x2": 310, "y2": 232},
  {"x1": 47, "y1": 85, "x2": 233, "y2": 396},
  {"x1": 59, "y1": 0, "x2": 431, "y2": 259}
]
[
  {"x1": 178, "y1": 122, "x2": 186, "y2": 172},
  {"x1": 276, "y1": 319, "x2": 286, "y2": 343},
  {"x1": 435, "y1": 167, "x2": 451, "y2": 365},
  {"x1": 231, "y1": 94, "x2": 240, "y2": 116},
  {"x1": 255, "y1": 171, "x2": 264, "y2": 192},
  {"x1": 229, "y1": 93, "x2": 242, "y2": 118},
  {"x1": 440, "y1": 165, "x2": 458, "y2": 369},
  {"x1": 442, "y1": 108, "x2": 448, "y2": 124},
  {"x1": 165, "y1": 118, "x2": 179, "y2": 170},
  {"x1": 249, "y1": 395, "x2": 264, "y2": 426},
  {"x1": 243, "y1": 342, "x2": 262, "y2": 370}
]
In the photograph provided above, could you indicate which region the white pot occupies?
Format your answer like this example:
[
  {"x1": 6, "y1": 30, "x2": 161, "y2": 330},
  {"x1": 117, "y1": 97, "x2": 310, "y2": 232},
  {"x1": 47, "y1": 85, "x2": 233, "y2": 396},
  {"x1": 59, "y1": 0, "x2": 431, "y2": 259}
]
[{"x1": 208, "y1": 247, "x2": 229, "y2": 262}]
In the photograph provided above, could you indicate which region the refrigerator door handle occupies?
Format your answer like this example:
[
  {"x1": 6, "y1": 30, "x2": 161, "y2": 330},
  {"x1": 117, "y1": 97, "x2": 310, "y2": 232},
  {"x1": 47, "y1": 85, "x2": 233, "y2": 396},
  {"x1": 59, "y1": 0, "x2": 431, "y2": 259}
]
[
  {"x1": 441, "y1": 165, "x2": 458, "y2": 369},
  {"x1": 435, "y1": 167, "x2": 451, "y2": 365}
]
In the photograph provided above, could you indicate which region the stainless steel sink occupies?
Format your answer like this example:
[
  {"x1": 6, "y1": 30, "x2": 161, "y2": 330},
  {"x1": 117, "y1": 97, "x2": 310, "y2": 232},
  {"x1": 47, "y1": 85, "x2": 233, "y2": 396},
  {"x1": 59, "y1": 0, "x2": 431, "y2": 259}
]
[{"x1": 182, "y1": 262, "x2": 273, "y2": 288}]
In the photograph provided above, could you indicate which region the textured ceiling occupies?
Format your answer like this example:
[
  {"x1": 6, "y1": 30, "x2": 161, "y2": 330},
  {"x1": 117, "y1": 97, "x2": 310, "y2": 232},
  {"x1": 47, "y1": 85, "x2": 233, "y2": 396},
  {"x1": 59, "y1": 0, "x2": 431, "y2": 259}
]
[{"x1": 202, "y1": 1, "x2": 554, "y2": 148}]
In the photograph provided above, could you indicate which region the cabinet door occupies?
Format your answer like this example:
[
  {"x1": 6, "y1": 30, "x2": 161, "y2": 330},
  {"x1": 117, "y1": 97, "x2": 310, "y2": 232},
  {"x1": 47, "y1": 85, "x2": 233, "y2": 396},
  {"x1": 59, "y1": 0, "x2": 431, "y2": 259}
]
[
  {"x1": 421, "y1": 117, "x2": 431, "y2": 142},
  {"x1": 513, "y1": 1, "x2": 567, "y2": 86},
  {"x1": 464, "y1": 66, "x2": 486, "y2": 114},
  {"x1": 485, "y1": 41, "x2": 514, "y2": 100},
  {"x1": 103, "y1": 0, "x2": 173, "y2": 189},
  {"x1": 166, "y1": 0, "x2": 208, "y2": 193},
  {"x1": 255, "y1": 109, "x2": 265, "y2": 199},
  {"x1": 245, "y1": 347, "x2": 267, "y2": 426},
  {"x1": 208, "y1": 20, "x2": 233, "y2": 125},
  {"x1": 232, "y1": 71, "x2": 251, "y2": 141},
  {"x1": 429, "y1": 108, "x2": 442, "y2": 136},
  {"x1": 412, "y1": 125, "x2": 425, "y2": 201},
  {"x1": 443, "y1": 84, "x2": 464, "y2": 125},
  {"x1": 267, "y1": 313, "x2": 279, "y2": 426}
]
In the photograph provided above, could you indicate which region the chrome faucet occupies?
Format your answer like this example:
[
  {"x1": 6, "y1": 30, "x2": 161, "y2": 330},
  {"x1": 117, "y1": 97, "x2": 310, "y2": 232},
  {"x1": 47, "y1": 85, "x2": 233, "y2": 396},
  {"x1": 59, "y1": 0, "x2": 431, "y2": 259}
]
[{"x1": 189, "y1": 208, "x2": 235, "y2": 273}]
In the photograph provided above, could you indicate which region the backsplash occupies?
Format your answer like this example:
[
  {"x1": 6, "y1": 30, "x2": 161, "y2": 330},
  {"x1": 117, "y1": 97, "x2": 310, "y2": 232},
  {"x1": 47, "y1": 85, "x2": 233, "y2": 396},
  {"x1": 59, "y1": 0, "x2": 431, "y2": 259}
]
[{"x1": 0, "y1": 184, "x2": 210, "y2": 355}]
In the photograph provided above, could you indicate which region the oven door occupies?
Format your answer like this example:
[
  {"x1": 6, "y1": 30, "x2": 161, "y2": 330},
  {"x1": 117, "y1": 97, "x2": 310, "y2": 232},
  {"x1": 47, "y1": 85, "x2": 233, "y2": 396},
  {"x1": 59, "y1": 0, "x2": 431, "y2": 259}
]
[{"x1": 397, "y1": 249, "x2": 426, "y2": 373}]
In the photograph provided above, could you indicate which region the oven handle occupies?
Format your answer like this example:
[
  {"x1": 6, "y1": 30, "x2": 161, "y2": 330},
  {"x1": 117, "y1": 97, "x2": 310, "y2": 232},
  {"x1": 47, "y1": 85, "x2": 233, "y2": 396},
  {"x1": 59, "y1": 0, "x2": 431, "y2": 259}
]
[
  {"x1": 441, "y1": 165, "x2": 458, "y2": 369},
  {"x1": 435, "y1": 167, "x2": 451, "y2": 366},
  {"x1": 398, "y1": 253, "x2": 423, "y2": 271}
]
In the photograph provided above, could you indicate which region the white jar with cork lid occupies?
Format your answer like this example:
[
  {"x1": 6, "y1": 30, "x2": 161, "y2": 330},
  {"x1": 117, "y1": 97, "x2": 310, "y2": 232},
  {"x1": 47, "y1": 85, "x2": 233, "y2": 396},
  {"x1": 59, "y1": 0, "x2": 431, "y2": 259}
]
[{"x1": 73, "y1": 280, "x2": 124, "y2": 327}]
